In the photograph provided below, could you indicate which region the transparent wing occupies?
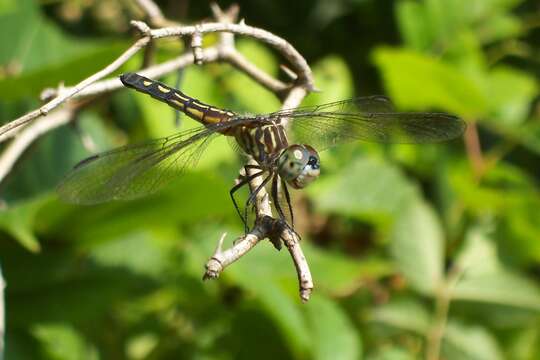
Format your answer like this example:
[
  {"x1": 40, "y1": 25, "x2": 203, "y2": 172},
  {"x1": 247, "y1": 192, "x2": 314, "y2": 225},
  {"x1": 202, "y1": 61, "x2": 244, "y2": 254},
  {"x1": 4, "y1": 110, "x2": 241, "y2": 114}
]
[
  {"x1": 57, "y1": 119, "x2": 245, "y2": 204},
  {"x1": 266, "y1": 96, "x2": 466, "y2": 150}
]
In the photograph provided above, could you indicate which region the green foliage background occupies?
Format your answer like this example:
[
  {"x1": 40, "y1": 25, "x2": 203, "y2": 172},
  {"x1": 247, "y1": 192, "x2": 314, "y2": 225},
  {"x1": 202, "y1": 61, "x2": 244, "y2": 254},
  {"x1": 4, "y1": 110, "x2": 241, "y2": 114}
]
[{"x1": 1, "y1": 0, "x2": 539, "y2": 359}]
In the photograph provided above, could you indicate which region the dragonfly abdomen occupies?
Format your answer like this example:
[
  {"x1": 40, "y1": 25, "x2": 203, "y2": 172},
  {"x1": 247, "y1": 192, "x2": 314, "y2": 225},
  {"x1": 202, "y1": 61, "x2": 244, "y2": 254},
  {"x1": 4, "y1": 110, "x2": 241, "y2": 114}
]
[
  {"x1": 120, "y1": 73, "x2": 236, "y2": 126},
  {"x1": 235, "y1": 124, "x2": 289, "y2": 164}
]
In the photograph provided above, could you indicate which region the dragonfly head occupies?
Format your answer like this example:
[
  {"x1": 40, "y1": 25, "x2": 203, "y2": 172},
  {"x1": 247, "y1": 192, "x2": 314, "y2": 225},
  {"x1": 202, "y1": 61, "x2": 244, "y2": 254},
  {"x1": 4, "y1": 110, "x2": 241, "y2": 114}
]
[{"x1": 277, "y1": 144, "x2": 320, "y2": 189}]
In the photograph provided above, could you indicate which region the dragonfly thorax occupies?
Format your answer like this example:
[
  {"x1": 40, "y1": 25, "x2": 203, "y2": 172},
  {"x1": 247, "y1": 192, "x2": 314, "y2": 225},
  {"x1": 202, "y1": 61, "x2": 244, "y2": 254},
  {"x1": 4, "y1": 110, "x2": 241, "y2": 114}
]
[
  {"x1": 277, "y1": 144, "x2": 320, "y2": 189},
  {"x1": 234, "y1": 123, "x2": 290, "y2": 165}
]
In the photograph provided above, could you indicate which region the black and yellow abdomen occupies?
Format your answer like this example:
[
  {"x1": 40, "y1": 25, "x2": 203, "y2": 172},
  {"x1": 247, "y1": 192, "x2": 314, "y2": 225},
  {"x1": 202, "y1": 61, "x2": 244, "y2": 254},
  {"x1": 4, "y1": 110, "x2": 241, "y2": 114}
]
[{"x1": 120, "y1": 73, "x2": 236, "y2": 126}]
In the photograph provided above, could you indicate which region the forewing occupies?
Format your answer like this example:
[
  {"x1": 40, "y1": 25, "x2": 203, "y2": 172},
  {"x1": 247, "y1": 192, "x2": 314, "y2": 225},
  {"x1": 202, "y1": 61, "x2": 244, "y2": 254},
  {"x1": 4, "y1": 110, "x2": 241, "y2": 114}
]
[
  {"x1": 272, "y1": 96, "x2": 396, "y2": 118},
  {"x1": 266, "y1": 97, "x2": 465, "y2": 150},
  {"x1": 58, "y1": 120, "x2": 244, "y2": 204}
]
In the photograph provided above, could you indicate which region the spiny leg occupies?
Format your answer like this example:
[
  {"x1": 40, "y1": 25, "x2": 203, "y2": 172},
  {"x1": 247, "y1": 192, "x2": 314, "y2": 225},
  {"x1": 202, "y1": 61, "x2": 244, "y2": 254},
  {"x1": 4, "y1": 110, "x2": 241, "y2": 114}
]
[
  {"x1": 280, "y1": 177, "x2": 294, "y2": 228},
  {"x1": 270, "y1": 175, "x2": 301, "y2": 240},
  {"x1": 230, "y1": 165, "x2": 264, "y2": 232}
]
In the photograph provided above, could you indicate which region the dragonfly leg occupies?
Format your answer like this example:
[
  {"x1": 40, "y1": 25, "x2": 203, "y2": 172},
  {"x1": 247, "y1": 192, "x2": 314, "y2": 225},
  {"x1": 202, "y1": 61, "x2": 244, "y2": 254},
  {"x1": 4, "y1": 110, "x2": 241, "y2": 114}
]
[
  {"x1": 230, "y1": 168, "x2": 264, "y2": 233},
  {"x1": 280, "y1": 177, "x2": 295, "y2": 228},
  {"x1": 271, "y1": 175, "x2": 285, "y2": 220},
  {"x1": 270, "y1": 176, "x2": 299, "y2": 240}
]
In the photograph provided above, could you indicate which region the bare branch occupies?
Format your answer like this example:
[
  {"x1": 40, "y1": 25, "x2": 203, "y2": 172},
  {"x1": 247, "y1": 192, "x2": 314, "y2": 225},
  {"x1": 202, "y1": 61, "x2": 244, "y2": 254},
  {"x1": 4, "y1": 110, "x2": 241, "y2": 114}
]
[
  {"x1": 148, "y1": 22, "x2": 315, "y2": 90},
  {"x1": 0, "y1": 37, "x2": 150, "y2": 142},
  {"x1": 57, "y1": 47, "x2": 220, "y2": 99},
  {"x1": 133, "y1": 0, "x2": 168, "y2": 27},
  {"x1": 0, "y1": 108, "x2": 75, "y2": 182},
  {"x1": 281, "y1": 228, "x2": 313, "y2": 302},
  {"x1": 222, "y1": 49, "x2": 288, "y2": 93}
]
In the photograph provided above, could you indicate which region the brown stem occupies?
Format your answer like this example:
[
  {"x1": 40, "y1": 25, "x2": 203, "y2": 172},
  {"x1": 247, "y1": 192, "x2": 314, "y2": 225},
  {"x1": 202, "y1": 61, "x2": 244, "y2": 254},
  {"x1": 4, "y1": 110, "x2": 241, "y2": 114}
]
[{"x1": 463, "y1": 121, "x2": 484, "y2": 181}]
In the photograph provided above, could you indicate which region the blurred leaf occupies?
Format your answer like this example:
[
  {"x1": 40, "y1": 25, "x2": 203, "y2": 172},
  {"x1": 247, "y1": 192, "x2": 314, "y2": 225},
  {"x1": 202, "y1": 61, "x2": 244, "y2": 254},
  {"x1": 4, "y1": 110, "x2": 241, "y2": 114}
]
[
  {"x1": 0, "y1": 0, "x2": 16, "y2": 14},
  {"x1": 88, "y1": 230, "x2": 170, "y2": 278},
  {"x1": 0, "y1": 0, "x2": 126, "y2": 100},
  {"x1": 506, "y1": 326, "x2": 540, "y2": 360},
  {"x1": 237, "y1": 39, "x2": 279, "y2": 75},
  {"x1": 305, "y1": 294, "x2": 362, "y2": 360},
  {"x1": 390, "y1": 199, "x2": 444, "y2": 295},
  {"x1": 477, "y1": 13, "x2": 522, "y2": 42},
  {"x1": 0, "y1": 42, "x2": 127, "y2": 100},
  {"x1": 483, "y1": 66, "x2": 538, "y2": 126},
  {"x1": 443, "y1": 320, "x2": 503, "y2": 360},
  {"x1": 372, "y1": 47, "x2": 487, "y2": 117},
  {"x1": 224, "y1": 39, "x2": 280, "y2": 114},
  {"x1": 126, "y1": 333, "x2": 159, "y2": 360},
  {"x1": 303, "y1": 55, "x2": 354, "y2": 106},
  {"x1": 367, "y1": 346, "x2": 417, "y2": 360},
  {"x1": 307, "y1": 248, "x2": 394, "y2": 295},
  {"x1": 32, "y1": 323, "x2": 98, "y2": 360},
  {"x1": 371, "y1": 298, "x2": 430, "y2": 334},
  {"x1": 242, "y1": 277, "x2": 311, "y2": 357},
  {"x1": 0, "y1": 195, "x2": 51, "y2": 251},
  {"x1": 448, "y1": 160, "x2": 540, "y2": 264},
  {"x1": 48, "y1": 171, "x2": 233, "y2": 246},
  {"x1": 396, "y1": 0, "x2": 524, "y2": 51},
  {"x1": 396, "y1": 1, "x2": 432, "y2": 51},
  {"x1": 3, "y1": 111, "x2": 115, "y2": 202},
  {"x1": 452, "y1": 226, "x2": 540, "y2": 311},
  {"x1": 308, "y1": 156, "x2": 419, "y2": 221}
]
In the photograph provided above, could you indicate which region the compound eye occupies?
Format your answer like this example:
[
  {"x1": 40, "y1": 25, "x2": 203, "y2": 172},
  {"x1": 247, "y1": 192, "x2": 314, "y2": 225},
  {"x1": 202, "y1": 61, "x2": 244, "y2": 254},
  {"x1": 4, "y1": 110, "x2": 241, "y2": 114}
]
[{"x1": 307, "y1": 155, "x2": 319, "y2": 169}]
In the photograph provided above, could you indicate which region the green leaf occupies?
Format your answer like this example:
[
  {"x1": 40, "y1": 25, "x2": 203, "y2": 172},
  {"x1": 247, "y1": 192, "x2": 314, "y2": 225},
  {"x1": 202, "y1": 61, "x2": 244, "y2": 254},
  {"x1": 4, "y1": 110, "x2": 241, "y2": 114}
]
[
  {"x1": 237, "y1": 39, "x2": 279, "y2": 75},
  {"x1": 443, "y1": 320, "x2": 503, "y2": 360},
  {"x1": 484, "y1": 66, "x2": 538, "y2": 126},
  {"x1": 305, "y1": 295, "x2": 362, "y2": 360},
  {"x1": 2, "y1": 111, "x2": 114, "y2": 202},
  {"x1": 32, "y1": 323, "x2": 99, "y2": 360},
  {"x1": 396, "y1": 1, "x2": 432, "y2": 51},
  {"x1": 308, "y1": 157, "x2": 419, "y2": 221},
  {"x1": 88, "y1": 230, "x2": 170, "y2": 278},
  {"x1": 50, "y1": 171, "x2": 233, "y2": 246},
  {"x1": 390, "y1": 199, "x2": 444, "y2": 295},
  {"x1": 307, "y1": 247, "x2": 394, "y2": 295},
  {"x1": 0, "y1": 0, "x2": 16, "y2": 15},
  {"x1": 0, "y1": 195, "x2": 52, "y2": 252},
  {"x1": 240, "y1": 277, "x2": 312, "y2": 358},
  {"x1": 371, "y1": 298, "x2": 430, "y2": 334},
  {"x1": 506, "y1": 326, "x2": 540, "y2": 360},
  {"x1": 477, "y1": 13, "x2": 522, "y2": 42},
  {"x1": 452, "y1": 226, "x2": 540, "y2": 311},
  {"x1": 0, "y1": 42, "x2": 127, "y2": 100},
  {"x1": 372, "y1": 47, "x2": 487, "y2": 117}
]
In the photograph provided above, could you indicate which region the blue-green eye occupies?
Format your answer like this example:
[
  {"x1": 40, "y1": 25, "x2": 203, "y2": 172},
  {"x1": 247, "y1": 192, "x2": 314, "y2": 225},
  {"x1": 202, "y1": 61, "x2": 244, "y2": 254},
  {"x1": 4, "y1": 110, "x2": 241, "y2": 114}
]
[
  {"x1": 278, "y1": 144, "x2": 321, "y2": 189},
  {"x1": 307, "y1": 156, "x2": 319, "y2": 169}
]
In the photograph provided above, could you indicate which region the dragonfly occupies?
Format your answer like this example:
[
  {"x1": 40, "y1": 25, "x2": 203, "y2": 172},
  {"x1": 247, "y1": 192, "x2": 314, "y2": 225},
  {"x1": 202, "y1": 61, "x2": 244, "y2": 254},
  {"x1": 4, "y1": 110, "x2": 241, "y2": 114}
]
[{"x1": 58, "y1": 72, "x2": 466, "y2": 230}]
